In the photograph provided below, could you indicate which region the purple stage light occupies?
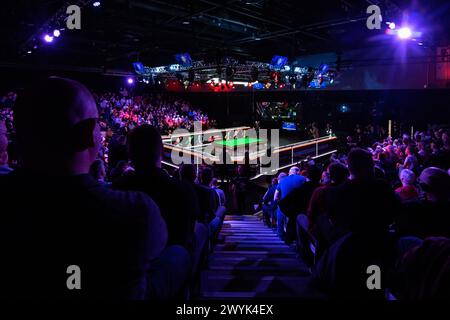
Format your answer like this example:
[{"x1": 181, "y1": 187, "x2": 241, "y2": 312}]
[
  {"x1": 53, "y1": 29, "x2": 61, "y2": 37},
  {"x1": 43, "y1": 34, "x2": 54, "y2": 43},
  {"x1": 398, "y1": 27, "x2": 412, "y2": 39},
  {"x1": 127, "y1": 78, "x2": 134, "y2": 84},
  {"x1": 93, "y1": 1, "x2": 101, "y2": 7}
]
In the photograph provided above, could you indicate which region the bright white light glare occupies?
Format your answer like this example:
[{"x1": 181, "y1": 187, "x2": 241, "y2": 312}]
[
  {"x1": 53, "y1": 29, "x2": 61, "y2": 37},
  {"x1": 388, "y1": 22, "x2": 396, "y2": 30},
  {"x1": 93, "y1": 1, "x2": 101, "y2": 7},
  {"x1": 43, "y1": 34, "x2": 54, "y2": 43},
  {"x1": 398, "y1": 27, "x2": 412, "y2": 39}
]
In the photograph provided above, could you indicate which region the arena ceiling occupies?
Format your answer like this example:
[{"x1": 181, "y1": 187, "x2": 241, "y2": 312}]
[{"x1": 1, "y1": 0, "x2": 449, "y2": 73}]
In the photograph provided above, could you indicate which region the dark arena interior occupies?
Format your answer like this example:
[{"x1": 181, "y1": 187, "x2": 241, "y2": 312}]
[{"x1": 1, "y1": 0, "x2": 450, "y2": 310}]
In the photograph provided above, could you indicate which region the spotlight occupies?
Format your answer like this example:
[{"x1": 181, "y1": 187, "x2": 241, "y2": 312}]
[
  {"x1": 388, "y1": 22, "x2": 396, "y2": 30},
  {"x1": 27, "y1": 50, "x2": 32, "y2": 54},
  {"x1": 93, "y1": 1, "x2": 101, "y2": 7},
  {"x1": 43, "y1": 34, "x2": 54, "y2": 43},
  {"x1": 398, "y1": 27, "x2": 412, "y2": 39},
  {"x1": 53, "y1": 29, "x2": 61, "y2": 37},
  {"x1": 127, "y1": 77, "x2": 134, "y2": 84}
]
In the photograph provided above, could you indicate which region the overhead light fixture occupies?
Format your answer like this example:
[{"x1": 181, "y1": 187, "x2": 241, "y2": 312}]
[
  {"x1": 398, "y1": 27, "x2": 412, "y2": 39},
  {"x1": 93, "y1": 1, "x2": 101, "y2": 7},
  {"x1": 43, "y1": 34, "x2": 54, "y2": 43}
]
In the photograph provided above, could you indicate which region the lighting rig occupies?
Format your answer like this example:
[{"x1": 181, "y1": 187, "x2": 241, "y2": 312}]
[{"x1": 132, "y1": 55, "x2": 338, "y2": 91}]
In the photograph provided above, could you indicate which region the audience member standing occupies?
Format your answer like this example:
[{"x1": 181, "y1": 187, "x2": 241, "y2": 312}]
[{"x1": 274, "y1": 166, "x2": 306, "y2": 240}]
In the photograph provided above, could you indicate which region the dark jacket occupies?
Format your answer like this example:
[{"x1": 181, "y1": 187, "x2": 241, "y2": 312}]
[
  {"x1": 0, "y1": 170, "x2": 167, "y2": 299},
  {"x1": 114, "y1": 168, "x2": 198, "y2": 250}
]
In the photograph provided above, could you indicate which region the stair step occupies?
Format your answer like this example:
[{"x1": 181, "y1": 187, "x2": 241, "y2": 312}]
[
  {"x1": 217, "y1": 240, "x2": 286, "y2": 245},
  {"x1": 222, "y1": 225, "x2": 267, "y2": 229},
  {"x1": 201, "y1": 215, "x2": 317, "y2": 300},
  {"x1": 224, "y1": 215, "x2": 259, "y2": 219},
  {"x1": 220, "y1": 229, "x2": 275, "y2": 233},
  {"x1": 219, "y1": 232, "x2": 277, "y2": 237},
  {"x1": 208, "y1": 257, "x2": 306, "y2": 271},
  {"x1": 211, "y1": 251, "x2": 297, "y2": 258},
  {"x1": 200, "y1": 273, "x2": 315, "y2": 297},
  {"x1": 214, "y1": 244, "x2": 293, "y2": 252},
  {"x1": 201, "y1": 290, "x2": 323, "y2": 299},
  {"x1": 221, "y1": 236, "x2": 280, "y2": 241}
]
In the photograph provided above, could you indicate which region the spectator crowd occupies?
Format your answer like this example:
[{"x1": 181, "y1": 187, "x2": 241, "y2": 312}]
[
  {"x1": 262, "y1": 121, "x2": 450, "y2": 299},
  {"x1": 1, "y1": 81, "x2": 449, "y2": 300},
  {"x1": 0, "y1": 79, "x2": 224, "y2": 299}
]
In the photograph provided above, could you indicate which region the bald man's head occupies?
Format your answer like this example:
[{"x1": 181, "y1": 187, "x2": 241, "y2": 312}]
[{"x1": 14, "y1": 77, "x2": 100, "y2": 173}]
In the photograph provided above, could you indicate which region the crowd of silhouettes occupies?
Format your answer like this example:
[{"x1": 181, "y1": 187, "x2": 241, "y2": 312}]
[
  {"x1": 262, "y1": 125, "x2": 450, "y2": 299},
  {"x1": 1, "y1": 81, "x2": 449, "y2": 300}
]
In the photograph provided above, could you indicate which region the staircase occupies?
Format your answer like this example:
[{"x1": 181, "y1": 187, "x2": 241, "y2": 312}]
[{"x1": 200, "y1": 215, "x2": 320, "y2": 299}]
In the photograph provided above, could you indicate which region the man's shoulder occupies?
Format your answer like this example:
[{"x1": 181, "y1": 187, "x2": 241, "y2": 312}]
[
  {"x1": 289, "y1": 174, "x2": 306, "y2": 185},
  {"x1": 87, "y1": 179, "x2": 161, "y2": 222}
]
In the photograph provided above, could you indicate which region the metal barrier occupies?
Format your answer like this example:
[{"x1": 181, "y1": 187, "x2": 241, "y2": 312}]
[{"x1": 162, "y1": 131, "x2": 338, "y2": 179}]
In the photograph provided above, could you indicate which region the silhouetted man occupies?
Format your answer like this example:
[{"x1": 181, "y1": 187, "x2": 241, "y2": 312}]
[
  {"x1": 0, "y1": 77, "x2": 167, "y2": 299},
  {"x1": 329, "y1": 148, "x2": 399, "y2": 234},
  {"x1": 113, "y1": 124, "x2": 198, "y2": 252}
]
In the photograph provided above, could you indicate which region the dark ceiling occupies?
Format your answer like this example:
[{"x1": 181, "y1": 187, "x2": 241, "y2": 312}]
[{"x1": 1, "y1": 0, "x2": 449, "y2": 73}]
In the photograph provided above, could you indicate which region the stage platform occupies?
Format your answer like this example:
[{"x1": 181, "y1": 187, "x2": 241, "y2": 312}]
[{"x1": 161, "y1": 126, "x2": 338, "y2": 179}]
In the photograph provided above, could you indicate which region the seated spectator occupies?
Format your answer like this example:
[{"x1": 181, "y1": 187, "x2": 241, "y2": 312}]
[
  {"x1": 89, "y1": 159, "x2": 110, "y2": 186},
  {"x1": 262, "y1": 177, "x2": 278, "y2": 226},
  {"x1": 313, "y1": 232, "x2": 397, "y2": 300},
  {"x1": 108, "y1": 134, "x2": 128, "y2": 169},
  {"x1": 198, "y1": 166, "x2": 220, "y2": 208},
  {"x1": 0, "y1": 121, "x2": 12, "y2": 176},
  {"x1": 397, "y1": 167, "x2": 450, "y2": 238},
  {"x1": 399, "y1": 145, "x2": 419, "y2": 173},
  {"x1": 395, "y1": 169, "x2": 419, "y2": 201},
  {"x1": 109, "y1": 160, "x2": 130, "y2": 183},
  {"x1": 393, "y1": 237, "x2": 450, "y2": 300},
  {"x1": 179, "y1": 163, "x2": 218, "y2": 225},
  {"x1": 230, "y1": 165, "x2": 250, "y2": 214},
  {"x1": 305, "y1": 162, "x2": 350, "y2": 248},
  {"x1": 328, "y1": 148, "x2": 399, "y2": 235},
  {"x1": 0, "y1": 77, "x2": 167, "y2": 299},
  {"x1": 113, "y1": 124, "x2": 198, "y2": 252},
  {"x1": 210, "y1": 177, "x2": 226, "y2": 207}
]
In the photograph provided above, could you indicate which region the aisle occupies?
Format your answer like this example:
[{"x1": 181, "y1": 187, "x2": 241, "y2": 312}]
[{"x1": 200, "y1": 215, "x2": 318, "y2": 299}]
